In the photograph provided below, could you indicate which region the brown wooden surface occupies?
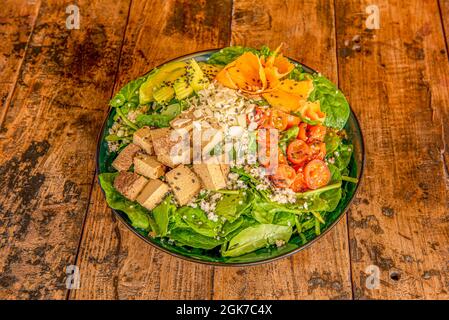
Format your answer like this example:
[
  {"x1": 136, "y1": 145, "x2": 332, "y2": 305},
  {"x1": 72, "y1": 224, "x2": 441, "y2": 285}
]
[{"x1": 0, "y1": 0, "x2": 448, "y2": 300}]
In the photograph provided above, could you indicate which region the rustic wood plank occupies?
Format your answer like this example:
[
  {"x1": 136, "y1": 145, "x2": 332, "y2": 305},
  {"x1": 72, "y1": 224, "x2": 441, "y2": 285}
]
[
  {"x1": 212, "y1": 0, "x2": 353, "y2": 300},
  {"x1": 440, "y1": 0, "x2": 449, "y2": 48},
  {"x1": 71, "y1": 0, "x2": 232, "y2": 300},
  {"x1": 335, "y1": 0, "x2": 449, "y2": 299},
  {"x1": 0, "y1": 0, "x2": 131, "y2": 299},
  {"x1": 0, "y1": 0, "x2": 40, "y2": 127}
]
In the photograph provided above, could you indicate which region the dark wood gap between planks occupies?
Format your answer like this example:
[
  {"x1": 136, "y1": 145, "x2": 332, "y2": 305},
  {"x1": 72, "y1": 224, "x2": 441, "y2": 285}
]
[{"x1": 332, "y1": 0, "x2": 356, "y2": 300}]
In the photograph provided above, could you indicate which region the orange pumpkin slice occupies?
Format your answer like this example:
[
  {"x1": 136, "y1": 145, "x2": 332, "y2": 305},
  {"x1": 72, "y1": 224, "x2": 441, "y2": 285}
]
[
  {"x1": 262, "y1": 89, "x2": 303, "y2": 113},
  {"x1": 263, "y1": 44, "x2": 294, "y2": 79},
  {"x1": 266, "y1": 54, "x2": 294, "y2": 78},
  {"x1": 215, "y1": 67, "x2": 238, "y2": 89},
  {"x1": 215, "y1": 52, "x2": 267, "y2": 94},
  {"x1": 215, "y1": 46, "x2": 295, "y2": 94},
  {"x1": 278, "y1": 79, "x2": 313, "y2": 99}
]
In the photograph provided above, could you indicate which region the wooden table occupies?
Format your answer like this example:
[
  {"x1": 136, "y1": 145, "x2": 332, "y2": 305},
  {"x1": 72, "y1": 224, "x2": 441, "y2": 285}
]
[{"x1": 0, "y1": 0, "x2": 448, "y2": 300}]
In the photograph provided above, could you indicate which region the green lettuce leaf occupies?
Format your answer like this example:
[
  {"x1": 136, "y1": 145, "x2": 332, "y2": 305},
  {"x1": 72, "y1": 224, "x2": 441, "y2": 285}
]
[
  {"x1": 309, "y1": 75, "x2": 350, "y2": 130},
  {"x1": 222, "y1": 224, "x2": 292, "y2": 257},
  {"x1": 207, "y1": 46, "x2": 258, "y2": 65},
  {"x1": 152, "y1": 195, "x2": 176, "y2": 236},
  {"x1": 98, "y1": 173, "x2": 153, "y2": 231}
]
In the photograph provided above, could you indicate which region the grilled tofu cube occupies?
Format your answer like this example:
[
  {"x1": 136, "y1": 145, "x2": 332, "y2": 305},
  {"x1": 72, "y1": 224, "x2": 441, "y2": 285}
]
[
  {"x1": 170, "y1": 115, "x2": 193, "y2": 132},
  {"x1": 133, "y1": 153, "x2": 165, "y2": 179},
  {"x1": 136, "y1": 179, "x2": 170, "y2": 210},
  {"x1": 192, "y1": 163, "x2": 227, "y2": 190},
  {"x1": 133, "y1": 126, "x2": 154, "y2": 155},
  {"x1": 113, "y1": 171, "x2": 148, "y2": 201},
  {"x1": 220, "y1": 164, "x2": 230, "y2": 177},
  {"x1": 151, "y1": 128, "x2": 191, "y2": 167},
  {"x1": 112, "y1": 143, "x2": 141, "y2": 171},
  {"x1": 165, "y1": 165, "x2": 201, "y2": 205}
]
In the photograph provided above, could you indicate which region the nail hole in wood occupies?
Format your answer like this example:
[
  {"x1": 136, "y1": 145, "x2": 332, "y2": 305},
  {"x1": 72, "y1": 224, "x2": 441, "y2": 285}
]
[{"x1": 390, "y1": 271, "x2": 401, "y2": 281}]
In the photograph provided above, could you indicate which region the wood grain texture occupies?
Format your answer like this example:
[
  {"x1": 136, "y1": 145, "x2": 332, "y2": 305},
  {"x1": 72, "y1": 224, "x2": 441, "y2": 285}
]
[
  {"x1": 440, "y1": 0, "x2": 449, "y2": 46},
  {"x1": 70, "y1": 0, "x2": 232, "y2": 300},
  {"x1": 212, "y1": 0, "x2": 353, "y2": 300},
  {"x1": 0, "y1": 0, "x2": 131, "y2": 299},
  {"x1": 0, "y1": 0, "x2": 40, "y2": 126},
  {"x1": 335, "y1": 0, "x2": 449, "y2": 299}
]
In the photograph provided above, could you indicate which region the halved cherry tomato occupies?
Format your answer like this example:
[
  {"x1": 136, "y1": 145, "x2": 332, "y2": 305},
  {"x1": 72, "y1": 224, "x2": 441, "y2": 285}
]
[
  {"x1": 287, "y1": 139, "x2": 311, "y2": 165},
  {"x1": 271, "y1": 164, "x2": 297, "y2": 188},
  {"x1": 297, "y1": 123, "x2": 308, "y2": 141},
  {"x1": 278, "y1": 149, "x2": 287, "y2": 165},
  {"x1": 304, "y1": 159, "x2": 331, "y2": 190},
  {"x1": 290, "y1": 171, "x2": 308, "y2": 192},
  {"x1": 286, "y1": 114, "x2": 301, "y2": 129},
  {"x1": 270, "y1": 110, "x2": 289, "y2": 131},
  {"x1": 308, "y1": 141, "x2": 326, "y2": 160},
  {"x1": 292, "y1": 163, "x2": 305, "y2": 172},
  {"x1": 308, "y1": 125, "x2": 326, "y2": 142},
  {"x1": 258, "y1": 146, "x2": 285, "y2": 167}
]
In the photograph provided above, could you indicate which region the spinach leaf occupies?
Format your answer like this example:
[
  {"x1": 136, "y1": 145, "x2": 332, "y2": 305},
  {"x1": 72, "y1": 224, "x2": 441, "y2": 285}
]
[
  {"x1": 207, "y1": 46, "x2": 258, "y2": 65},
  {"x1": 273, "y1": 212, "x2": 296, "y2": 227},
  {"x1": 152, "y1": 195, "x2": 176, "y2": 236},
  {"x1": 110, "y1": 75, "x2": 147, "y2": 108},
  {"x1": 333, "y1": 143, "x2": 353, "y2": 171},
  {"x1": 169, "y1": 228, "x2": 223, "y2": 249},
  {"x1": 328, "y1": 163, "x2": 342, "y2": 183},
  {"x1": 161, "y1": 103, "x2": 182, "y2": 118},
  {"x1": 309, "y1": 75, "x2": 350, "y2": 130},
  {"x1": 98, "y1": 173, "x2": 154, "y2": 231},
  {"x1": 176, "y1": 206, "x2": 221, "y2": 238},
  {"x1": 221, "y1": 224, "x2": 292, "y2": 257},
  {"x1": 324, "y1": 131, "x2": 341, "y2": 155},
  {"x1": 215, "y1": 192, "x2": 248, "y2": 222},
  {"x1": 288, "y1": 65, "x2": 311, "y2": 81},
  {"x1": 225, "y1": 243, "x2": 298, "y2": 263},
  {"x1": 135, "y1": 114, "x2": 173, "y2": 128},
  {"x1": 319, "y1": 188, "x2": 342, "y2": 212}
]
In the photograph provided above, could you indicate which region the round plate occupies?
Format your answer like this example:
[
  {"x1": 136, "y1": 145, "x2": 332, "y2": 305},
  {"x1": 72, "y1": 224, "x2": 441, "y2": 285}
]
[{"x1": 96, "y1": 49, "x2": 365, "y2": 266}]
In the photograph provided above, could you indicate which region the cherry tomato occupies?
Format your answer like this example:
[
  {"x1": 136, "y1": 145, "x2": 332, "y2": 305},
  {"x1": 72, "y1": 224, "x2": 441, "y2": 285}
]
[
  {"x1": 292, "y1": 163, "x2": 305, "y2": 172},
  {"x1": 297, "y1": 123, "x2": 308, "y2": 141},
  {"x1": 286, "y1": 114, "x2": 301, "y2": 128},
  {"x1": 278, "y1": 149, "x2": 287, "y2": 165},
  {"x1": 304, "y1": 160, "x2": 331, "y2": 190},
  {"x1": 271, "y1": 164, "x2": 297, "y2": 188},
  {"x1": 270, "y1": 110, "x2": 289, "y2": 131},
  {"x1": 290, "y1": 171, "x2": 308, "y2": 192},
  {"x1": 308, "y1": 141, "x2": 326, "y2": 160},
  {"x1": 287, "y1": 139, "x2": 311, "y2": 165},
  {"x1": 308, "y1": 125, "x2": 326, "y2": 142},
  {"x1": 258, "y1": 146, "x2": 285, "y2": 167}
]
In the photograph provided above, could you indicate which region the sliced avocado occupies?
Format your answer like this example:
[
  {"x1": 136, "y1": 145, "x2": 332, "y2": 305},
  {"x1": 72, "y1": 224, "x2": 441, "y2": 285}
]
[
  {"x1": 153, "y1": 86, "x2": 175, "y2": 103},
  {"x1": 198, "y1": 62, "x2": 223, "y2": 81},
  {"x1": 173, "y1": 77, "x2": 194, "y2": 100},
  {"x1": 139, "y1": 61, "x2": 187, "y2": 104},
  {"x1": 187, "y1": 59, "x2": 209, "y2": 92},
  {"x1": 163, "y1": 67, "x2": 187, "y2": 86}
]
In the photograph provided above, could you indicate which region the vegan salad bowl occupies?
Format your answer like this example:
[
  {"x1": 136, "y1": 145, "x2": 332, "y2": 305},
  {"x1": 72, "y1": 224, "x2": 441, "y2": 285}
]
[{"x1": 96, "y1": 46, "x2": 364, "y2": 266}]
